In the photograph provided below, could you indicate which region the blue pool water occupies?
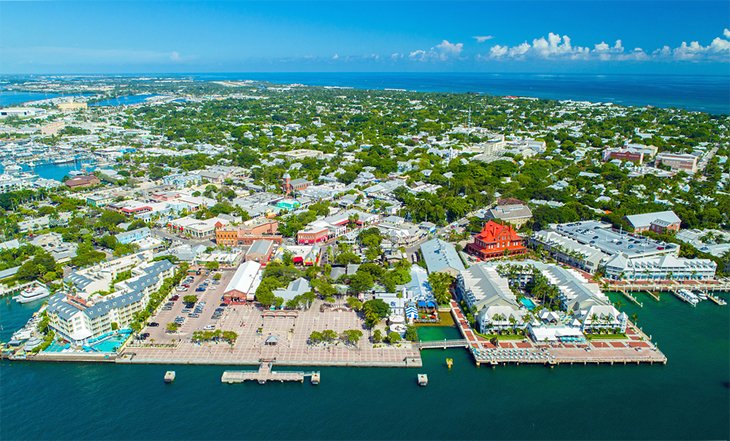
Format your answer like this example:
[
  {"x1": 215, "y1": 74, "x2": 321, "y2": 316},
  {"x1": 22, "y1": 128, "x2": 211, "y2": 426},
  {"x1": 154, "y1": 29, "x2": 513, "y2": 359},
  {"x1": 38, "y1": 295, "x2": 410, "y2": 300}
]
[
  {"x1": 520, "y1": 297, "x2": 537, "y2": 310},
  {"x1": 84, "y1": 330, "x2": 132, "y2": 353},
  {"x1": 44, "y1": 342, "x2": 70, "y2": 353}
]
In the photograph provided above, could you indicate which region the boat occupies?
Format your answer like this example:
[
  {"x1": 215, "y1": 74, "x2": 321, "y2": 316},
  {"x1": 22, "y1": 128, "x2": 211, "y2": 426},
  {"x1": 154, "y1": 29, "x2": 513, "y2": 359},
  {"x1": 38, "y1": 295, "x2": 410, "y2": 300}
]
[
  {"x1": 694, "y1": 291, "x2": 708, "y2": 301},
  {"x1": 417, "y1": 374, "x2": 428, "y2": 386},
  {"x1": 13, "y1": 285, "x2": 50, "y2": 304},
  {"x1": 708, "y1": 294, "x2": 727, "y2": 306},
  {"x1": 675, "y1": 289, "x2": 699, "y2": 306},
  {"x1": 68, "y1": 170, "x2": 84, "y2": 176},
  {"x1": 23, "y1": 337, "x2": 42, "y2": 351},
  {"x1": 164, "y1": 371, "x2": 176, "y2": 383}
]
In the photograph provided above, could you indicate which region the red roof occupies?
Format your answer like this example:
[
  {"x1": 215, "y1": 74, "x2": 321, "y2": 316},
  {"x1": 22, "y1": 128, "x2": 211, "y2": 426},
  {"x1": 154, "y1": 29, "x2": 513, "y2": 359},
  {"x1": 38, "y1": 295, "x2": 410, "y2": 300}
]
[{"x1": 474, "y1": 220, "x2": 522, "y2": 243}]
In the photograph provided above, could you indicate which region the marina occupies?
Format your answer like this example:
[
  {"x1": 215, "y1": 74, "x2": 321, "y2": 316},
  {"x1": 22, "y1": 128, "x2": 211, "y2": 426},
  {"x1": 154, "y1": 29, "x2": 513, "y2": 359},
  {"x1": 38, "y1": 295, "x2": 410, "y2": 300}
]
[{"x1": 674, "y1": 289, "x2": 699, "y2": 306}]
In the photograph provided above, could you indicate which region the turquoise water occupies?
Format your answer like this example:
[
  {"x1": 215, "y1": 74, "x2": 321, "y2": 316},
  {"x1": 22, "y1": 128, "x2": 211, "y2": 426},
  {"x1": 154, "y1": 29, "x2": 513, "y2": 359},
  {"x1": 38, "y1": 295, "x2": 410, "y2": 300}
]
[
  {"x1": 44, "y1": 341, "x2": 70, "y2": 352},
  {"x1": 520, "y1": 297, "x2": 537, "y2": 310},
  {"x1": 0, "y1": 91, "x2": 90, "y2": 107},
  {"x1": 1, "y1": 292, "x2": 728, "y2": 440},
  {"x1": 84, "y1": 330, "x2": 131, "y2": 353},
  {"x1": 90, "y1": 94, "x2": 157, "y2": 107},
  {"x1": 0, "y1": 162, "x2": 95, "y2": 182}
]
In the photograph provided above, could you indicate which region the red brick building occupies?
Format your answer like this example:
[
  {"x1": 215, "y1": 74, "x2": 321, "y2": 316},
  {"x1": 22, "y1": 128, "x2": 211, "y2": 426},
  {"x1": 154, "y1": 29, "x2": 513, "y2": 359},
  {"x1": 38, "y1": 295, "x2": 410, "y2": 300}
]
[
  {"x1": 65, "y1": 175, "x2": 101, "y2": 189},
  {"x1": 215, "y1": 218, "x2": 281, "y2": 246},
  {"x1": 466, "y1": 220, "x2": 527, "y2": 260}
]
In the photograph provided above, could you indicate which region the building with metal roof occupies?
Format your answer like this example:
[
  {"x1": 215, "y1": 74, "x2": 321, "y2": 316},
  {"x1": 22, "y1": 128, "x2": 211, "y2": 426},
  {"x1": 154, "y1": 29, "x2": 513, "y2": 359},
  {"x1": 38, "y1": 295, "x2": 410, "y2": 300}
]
[
  {"x1": 420, "y1": 238, "x2": 465, "y2": 276},
  {"x1": 223, "y1": 261, "x2": 263, "y2": 303},
  {"x1": 47, "y1": 259, "x2": 176, "y2": 343}
]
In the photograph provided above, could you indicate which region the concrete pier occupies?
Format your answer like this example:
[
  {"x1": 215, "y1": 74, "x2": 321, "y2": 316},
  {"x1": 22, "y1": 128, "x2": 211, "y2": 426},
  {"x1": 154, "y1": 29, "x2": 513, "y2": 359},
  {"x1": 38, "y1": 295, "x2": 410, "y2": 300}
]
[{"x1": 222, "y1": 361, "x2": 319, "y2": 384}]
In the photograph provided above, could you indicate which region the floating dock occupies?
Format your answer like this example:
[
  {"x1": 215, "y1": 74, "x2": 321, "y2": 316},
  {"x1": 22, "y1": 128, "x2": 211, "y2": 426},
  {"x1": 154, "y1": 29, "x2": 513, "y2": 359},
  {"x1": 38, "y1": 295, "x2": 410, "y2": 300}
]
[
  {"x1": 222, "y1": 361, "x2": 319, "y2": 384},
  {"x1": 708, "y1": 294, "x2": 727, "y2": 306},
  {"x1": 164, "y1": 371, "x2": 176, "y2": 383}
]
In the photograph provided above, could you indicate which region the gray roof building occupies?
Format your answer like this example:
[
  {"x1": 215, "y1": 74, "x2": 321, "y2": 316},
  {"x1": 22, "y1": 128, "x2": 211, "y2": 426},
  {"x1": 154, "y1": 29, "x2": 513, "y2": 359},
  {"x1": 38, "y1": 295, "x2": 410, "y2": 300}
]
[{"x1": 420, "y1": 238, "x2": 465, "y2": 276}]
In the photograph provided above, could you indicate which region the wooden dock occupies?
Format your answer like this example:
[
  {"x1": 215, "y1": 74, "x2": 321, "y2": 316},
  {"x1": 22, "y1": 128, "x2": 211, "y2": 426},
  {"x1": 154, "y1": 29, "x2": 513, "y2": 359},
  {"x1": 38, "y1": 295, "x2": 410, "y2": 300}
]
[
  {"x1": 222, "y1": 361, "x2": 319, "y2": 384},
  {"x1": 708, "y1": 294, "x2": 727, "y2": 306},
  {"x1": 643, "y1": 290, "x2": 660, "y2": 301},
  {"x1": 619, "y1": 290, "x2": 643, "y2": 307}
]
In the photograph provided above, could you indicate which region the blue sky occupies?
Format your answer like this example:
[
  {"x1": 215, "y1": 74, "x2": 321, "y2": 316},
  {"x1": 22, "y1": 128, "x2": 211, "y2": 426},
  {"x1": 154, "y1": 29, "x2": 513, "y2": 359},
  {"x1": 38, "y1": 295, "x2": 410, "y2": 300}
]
[{"x1": 1, "y1": 0, "x2": 729, "y2": 74}]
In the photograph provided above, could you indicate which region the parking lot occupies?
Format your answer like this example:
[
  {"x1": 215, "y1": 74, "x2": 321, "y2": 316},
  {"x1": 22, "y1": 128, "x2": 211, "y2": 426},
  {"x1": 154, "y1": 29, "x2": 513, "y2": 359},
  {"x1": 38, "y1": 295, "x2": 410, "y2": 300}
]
[
  {"x1": 125, "y1": 297, "x2": 421, "y2": 367},
  {"x1": 139, "y1": 268, "x2": 237, "y2": 343}
]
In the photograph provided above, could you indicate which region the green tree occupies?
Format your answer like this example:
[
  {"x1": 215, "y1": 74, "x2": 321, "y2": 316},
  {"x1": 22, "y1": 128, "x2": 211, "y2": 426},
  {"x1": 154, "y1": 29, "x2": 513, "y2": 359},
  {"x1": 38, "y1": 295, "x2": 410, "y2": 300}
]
[
  {"x1": 346, "y1": 296, "x2": 363, "y2": 311},
  {"x1": 349, "y1": 271, "x2": 375, "y2": 294},
  {"x1": 428, "y1": 272, "x2": 455, "y2": 305},
  {"x1": 341, "y1": 329, "x2": 363, "y2": 346},
  {"x1": 183, "y1": 295, "x2": 198, "y2": 305},
  {"x1": 404, "y1": 325, "x2": 418, "y2": 342},
  {"x1": 387, "y1": 331, "x2": 402, "y2": 344},
  {"x1": 372, "y1": 329, "x2": 383, "y2": 343}
]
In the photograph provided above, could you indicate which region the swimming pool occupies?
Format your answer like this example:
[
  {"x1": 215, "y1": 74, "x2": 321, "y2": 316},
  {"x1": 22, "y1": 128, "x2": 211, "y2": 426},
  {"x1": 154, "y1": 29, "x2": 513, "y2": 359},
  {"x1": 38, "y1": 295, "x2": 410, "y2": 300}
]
[
  {"x1": 43, "y1": 341, "x2": 70, "y2": 353},
  {"x1": 520, "y1": 298, "x2": 537, "y2": 310},
  {"x1": 84, "y1": 331, "x2": 131, "y2": 353}
]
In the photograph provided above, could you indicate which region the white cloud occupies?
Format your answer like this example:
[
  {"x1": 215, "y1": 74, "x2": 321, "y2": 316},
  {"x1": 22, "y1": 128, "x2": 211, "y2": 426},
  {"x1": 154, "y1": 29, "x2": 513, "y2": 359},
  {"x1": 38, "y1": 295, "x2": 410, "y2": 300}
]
[
  {"x1": 473, "y1": 35, "x2": 494, "y2": 43},
  {"x1": 483, "y1": 30, "x2": 730, "y2": 63},
  {"x1": 169, "y1": 51, "x2": 182, "y2": 62},
  {"x1": 409, "y1": 40, "x2": 464, "y2": 62}
]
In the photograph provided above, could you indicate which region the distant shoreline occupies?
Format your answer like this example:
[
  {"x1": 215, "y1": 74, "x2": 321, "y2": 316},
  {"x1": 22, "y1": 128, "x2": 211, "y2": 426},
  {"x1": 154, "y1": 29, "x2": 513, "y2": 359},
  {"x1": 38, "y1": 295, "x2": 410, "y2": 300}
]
[{"x1": 2, "y1": 72, "x2": 729, "y2": 114}]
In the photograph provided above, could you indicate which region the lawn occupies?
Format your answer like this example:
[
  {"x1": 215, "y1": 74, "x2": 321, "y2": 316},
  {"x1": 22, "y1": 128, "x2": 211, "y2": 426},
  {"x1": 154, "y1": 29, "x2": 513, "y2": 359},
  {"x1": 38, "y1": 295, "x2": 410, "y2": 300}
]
[{"x1": 586, "y1": 333, "x2": 628, "y2": 340}]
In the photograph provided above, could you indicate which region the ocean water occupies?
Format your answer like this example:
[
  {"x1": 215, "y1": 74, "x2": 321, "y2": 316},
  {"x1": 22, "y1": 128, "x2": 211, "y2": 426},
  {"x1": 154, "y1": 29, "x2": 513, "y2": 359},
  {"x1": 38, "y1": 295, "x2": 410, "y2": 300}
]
[
  {"x1": 0, "y1": 91, "x2": 90, "y2": 107},
  {"x1": 0, "y1": 162, "x2": 89, "y2": 182},
  {"x1": 1, "y1": 292, "x2": 728, "y2": 440},
  {"x1": 191, "y1": 72, "x2": 730, "y2": 115},
  {"x1": 89, "y1": 94, "x2": 158, "y2": 107}
]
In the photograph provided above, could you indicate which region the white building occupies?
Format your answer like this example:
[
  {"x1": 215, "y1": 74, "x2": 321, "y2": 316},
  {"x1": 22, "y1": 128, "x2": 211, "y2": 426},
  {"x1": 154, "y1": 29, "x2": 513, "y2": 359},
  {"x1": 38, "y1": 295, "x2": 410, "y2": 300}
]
[
  {"x1": 47, "y1": 260, "x2": 175, "y2": 343},
  {"x1": 223, "y1": 261, "x2": 263, "y2": 302}
]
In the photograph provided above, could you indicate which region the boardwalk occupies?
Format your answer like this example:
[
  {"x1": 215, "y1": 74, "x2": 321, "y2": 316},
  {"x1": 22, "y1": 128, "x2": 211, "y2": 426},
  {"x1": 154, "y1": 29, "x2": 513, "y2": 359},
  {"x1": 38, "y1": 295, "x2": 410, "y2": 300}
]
[
  {"x1": 607, "y1": 279, "x2": 730, "y2": 292},
  {"x1": 418, "y1": 339, "x2": 469, "y2": 349}
]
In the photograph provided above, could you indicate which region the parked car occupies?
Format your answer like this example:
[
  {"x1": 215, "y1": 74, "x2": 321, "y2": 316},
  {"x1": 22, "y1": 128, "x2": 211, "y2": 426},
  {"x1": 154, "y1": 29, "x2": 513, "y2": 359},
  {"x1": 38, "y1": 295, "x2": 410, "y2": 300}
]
[{"x1": 148, "y1": 322, "x2": 159, "y2": 327}]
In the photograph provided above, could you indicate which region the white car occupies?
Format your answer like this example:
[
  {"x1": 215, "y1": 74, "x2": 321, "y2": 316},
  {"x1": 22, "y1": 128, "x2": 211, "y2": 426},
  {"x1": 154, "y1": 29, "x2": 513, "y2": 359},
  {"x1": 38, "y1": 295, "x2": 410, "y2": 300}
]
[{"x1": 203, "y1": 325, "x2": 216, "y2": 331}]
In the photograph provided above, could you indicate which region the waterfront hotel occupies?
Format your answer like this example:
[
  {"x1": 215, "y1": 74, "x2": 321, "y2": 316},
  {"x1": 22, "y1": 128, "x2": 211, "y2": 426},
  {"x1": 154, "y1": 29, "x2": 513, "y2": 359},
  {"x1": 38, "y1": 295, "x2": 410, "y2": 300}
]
[
  {"x1": 47, "y1": 260, "x2": 175, "y2": 343},
  {"x1": 530, "y1": 221, "x2": 716, "y2": 281}
]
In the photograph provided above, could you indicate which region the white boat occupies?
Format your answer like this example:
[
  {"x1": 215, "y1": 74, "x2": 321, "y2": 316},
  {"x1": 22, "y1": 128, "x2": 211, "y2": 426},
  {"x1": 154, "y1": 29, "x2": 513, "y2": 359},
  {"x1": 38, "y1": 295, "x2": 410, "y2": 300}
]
[
  {"x1": 676, "y1": 289, "x2": 699, "y2": 306},
  {"x1": 694, "y1": 291, "x2": 708, "y2": 300},
  {"x1": 13, "y1": 285, "x2": 50, "y2": 304},
  {"x1": 11, "y1": 328, "x2": 32, "y2": 341}
]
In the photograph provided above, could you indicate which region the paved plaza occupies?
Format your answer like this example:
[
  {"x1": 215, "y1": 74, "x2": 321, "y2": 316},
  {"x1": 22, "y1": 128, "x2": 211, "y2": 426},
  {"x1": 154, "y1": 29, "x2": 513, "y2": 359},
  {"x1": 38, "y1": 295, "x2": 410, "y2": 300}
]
[{"x1": 123, "y1": 295, "x2": 421, "y2": 367}]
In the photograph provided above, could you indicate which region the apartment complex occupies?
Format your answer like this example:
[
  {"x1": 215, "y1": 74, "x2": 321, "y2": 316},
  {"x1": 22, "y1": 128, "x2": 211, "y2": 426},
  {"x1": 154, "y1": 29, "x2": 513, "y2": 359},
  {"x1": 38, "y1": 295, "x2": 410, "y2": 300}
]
[{"x1": 47, "y1": 260, "x2": 175, "y2": 343}]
